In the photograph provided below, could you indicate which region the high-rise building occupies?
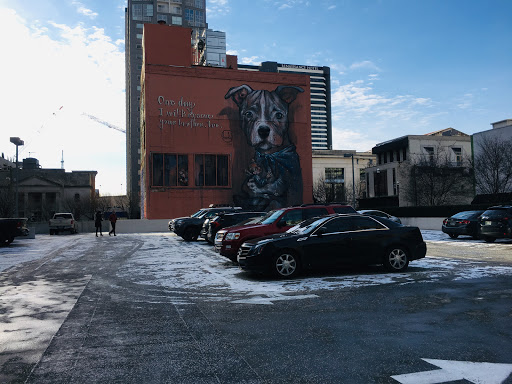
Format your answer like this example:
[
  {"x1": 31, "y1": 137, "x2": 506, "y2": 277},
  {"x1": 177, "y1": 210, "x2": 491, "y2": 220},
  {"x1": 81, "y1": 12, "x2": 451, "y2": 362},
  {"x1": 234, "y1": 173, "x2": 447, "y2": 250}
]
[
  {"x1": 238, "y1": 62, "x2": 332, "y2": 151},
  {"x1": 125, "y1": 0, "x2": 207, "y2": 217}
]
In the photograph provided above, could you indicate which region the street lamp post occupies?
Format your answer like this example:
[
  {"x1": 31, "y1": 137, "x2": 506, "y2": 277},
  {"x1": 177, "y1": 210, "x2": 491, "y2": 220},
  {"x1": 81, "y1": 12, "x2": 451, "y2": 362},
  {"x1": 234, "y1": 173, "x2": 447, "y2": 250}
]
[
  {"x1": 10, "y1": 137, "x2": 24, "y2": 217},
  {"x1": 344, "y1": 153, "x2": 356, "y2": 208}
]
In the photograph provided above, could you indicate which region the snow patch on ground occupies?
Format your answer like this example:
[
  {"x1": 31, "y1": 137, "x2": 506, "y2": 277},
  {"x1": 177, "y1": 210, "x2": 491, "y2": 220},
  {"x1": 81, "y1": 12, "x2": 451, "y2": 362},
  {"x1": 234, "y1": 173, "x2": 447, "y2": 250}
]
[{"x1": 2, "y1": 231, "x2": 512, "y2": 307}]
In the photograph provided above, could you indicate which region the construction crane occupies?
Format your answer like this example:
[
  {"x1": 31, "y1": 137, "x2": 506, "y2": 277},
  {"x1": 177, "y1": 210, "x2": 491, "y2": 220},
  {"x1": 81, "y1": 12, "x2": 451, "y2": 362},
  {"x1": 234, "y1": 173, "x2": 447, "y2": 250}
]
[{"x1": 82, "y1": 113, "x2": 125, "y2": 133}]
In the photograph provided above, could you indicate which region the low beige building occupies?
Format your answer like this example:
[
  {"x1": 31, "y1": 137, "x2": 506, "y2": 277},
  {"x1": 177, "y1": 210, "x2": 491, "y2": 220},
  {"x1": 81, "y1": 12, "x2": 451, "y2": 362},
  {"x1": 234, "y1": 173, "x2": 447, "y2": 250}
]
[
  {"x1": 364, "y1": 128, "x2": 473, "y2": 207},
  {"x1": 0, "y1": 157, "x2": 97, "y2": 220},
  {"x1": 312, "y1": 150, "x2": 376, "y2": 207}
]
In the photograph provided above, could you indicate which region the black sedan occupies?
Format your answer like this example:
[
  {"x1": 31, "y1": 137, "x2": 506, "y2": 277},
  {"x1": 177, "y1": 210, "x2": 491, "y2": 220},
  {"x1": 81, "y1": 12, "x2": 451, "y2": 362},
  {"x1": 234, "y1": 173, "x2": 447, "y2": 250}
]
[
  {"x1": 441, "y1": 210, "x2": 485, "y2": 239},
  {"x1": 237, "y1": 214, "x2": 427, "y2": 278}
]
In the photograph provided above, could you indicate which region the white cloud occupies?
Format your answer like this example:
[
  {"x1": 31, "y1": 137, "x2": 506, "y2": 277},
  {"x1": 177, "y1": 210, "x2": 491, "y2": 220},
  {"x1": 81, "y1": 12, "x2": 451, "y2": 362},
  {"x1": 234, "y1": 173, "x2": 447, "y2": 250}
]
[
  {"x1": 274, "y1": 0, "x2": 310, "y2": 10},
  {"x1": 350, "y1": 60, "x2": 381, "y2": 72},
  {"x1": 457, "y1": 93, "x2": 474, "y2": 109},
  {"x1": 331, "y1": 129, "x2": 375, "y2": 152},
  {"x1": 330, "y1": 79, "x2": 439, "y2": 149},
  {"x1": 240, "y1": 55, "x2": 261, "y2": 65},
  {"x1": 0, "y1": 8, "x2": 125, "y2": 195},
  {"x1": 207, "y1": 0, "x2": 231, "y2": 17},
  {"x1": 71, "y1": 1, "x2": 98, "y2": 19},
  {"x1": 328, "y1": 5, "x2": 337, "y2": 10}
]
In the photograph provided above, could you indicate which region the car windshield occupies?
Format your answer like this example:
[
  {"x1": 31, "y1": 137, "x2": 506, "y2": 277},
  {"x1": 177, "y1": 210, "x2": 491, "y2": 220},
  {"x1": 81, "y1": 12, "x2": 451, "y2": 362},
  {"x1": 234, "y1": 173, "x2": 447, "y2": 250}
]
[
  {"x1": 191, "y1": 209, "x2": 205, "y2": 218},
  {"x1": 242, "y1": 216, "x2": 265, "y2": 225},
  {"x1": 286, "y1": 217, "x2": 327, "y2": 235},
  {"x1": 483, "y1": 209, "x2": 509, "y2": 219},
  {"x1": 452, "y1": 211, "x2": 482, "y2": 219},
  {"x1": 54, "y1": 214, "x2": 72, "y2": 219},
  {"x1": 259, "y1": 210, "x2": 284, "y2": 225}
]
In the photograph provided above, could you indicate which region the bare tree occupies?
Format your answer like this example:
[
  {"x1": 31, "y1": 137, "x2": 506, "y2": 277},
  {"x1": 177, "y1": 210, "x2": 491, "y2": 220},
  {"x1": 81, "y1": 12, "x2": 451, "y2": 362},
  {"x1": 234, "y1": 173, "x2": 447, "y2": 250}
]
[
  {"x1": 0, "y1": 188, "x2": 14, "y2": 217},
  {"x1": 473, "y1": 136, "x2": 512, "y2": 195},
  {"x1": 312, "y1": 176, "x2": 327, "y2": 203},
  {"x1": 400, "y1": 146, "x2": 474, "y2": 206}
]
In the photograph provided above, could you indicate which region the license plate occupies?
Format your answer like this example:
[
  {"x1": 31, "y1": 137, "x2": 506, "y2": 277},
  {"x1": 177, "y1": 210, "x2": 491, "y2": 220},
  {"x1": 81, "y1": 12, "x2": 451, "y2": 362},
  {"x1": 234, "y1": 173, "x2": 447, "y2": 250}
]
[{"x1": 484, "y1": 221, "x2": 491, "y2": 226}]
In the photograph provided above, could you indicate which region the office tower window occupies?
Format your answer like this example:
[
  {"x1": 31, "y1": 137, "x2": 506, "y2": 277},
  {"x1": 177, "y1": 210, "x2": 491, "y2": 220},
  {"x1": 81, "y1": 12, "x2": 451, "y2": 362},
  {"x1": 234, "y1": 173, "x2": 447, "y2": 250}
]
[
  {"x1": 195, "y1": 10, "x2": 204, "y2": 24},
  {"x1": 157, "y1": 14, "x2": 168, "y2": 23},
  {"x1": 185, "y1": 8, "x2": 194, "y2": 23},
  {"x1": 171, "y1": 6, "x2": 182, "y2": 14},
  {"x1": 132, "y1": 4, "x2": 153, "y2": 21},
  {"x1": 194, "y1": 0, "x2": 204, "y2": 8},
  {"x1": 172, "y1": 16, "x2": 182, "y2": 25}
]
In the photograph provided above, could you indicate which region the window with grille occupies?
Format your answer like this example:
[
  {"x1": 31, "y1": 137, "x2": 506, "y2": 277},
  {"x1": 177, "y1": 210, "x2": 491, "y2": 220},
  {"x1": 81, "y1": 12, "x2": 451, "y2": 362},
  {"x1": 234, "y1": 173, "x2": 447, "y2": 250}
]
[
  {"x1": 151, "y1": 153, "x2": 189, "y2": 187},
  {"x1": 452, "y1": 147, "x2": 462, "y2": 166},
  {"x1": 194, "y1": 154, "x2": 229, "y2": 187}
]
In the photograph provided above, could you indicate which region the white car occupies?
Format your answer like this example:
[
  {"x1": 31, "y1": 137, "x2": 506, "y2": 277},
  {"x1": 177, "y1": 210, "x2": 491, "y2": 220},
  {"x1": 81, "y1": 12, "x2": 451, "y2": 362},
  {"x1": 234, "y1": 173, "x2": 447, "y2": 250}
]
[{"x1": 357, "y1": 210, "x2": 402, "y2": 224}]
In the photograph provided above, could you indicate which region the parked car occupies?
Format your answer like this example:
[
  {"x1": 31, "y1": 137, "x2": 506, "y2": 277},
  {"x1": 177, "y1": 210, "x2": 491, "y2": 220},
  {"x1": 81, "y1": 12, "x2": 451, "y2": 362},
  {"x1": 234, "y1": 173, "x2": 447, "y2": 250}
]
[
  {"x1": 237, "y1": 214, "x2": 427, "y2": 278},
  {"x1": 441, "y1": 210, "x2": 485, "y2": 239},
  {"x1": 49, "y1": 213, "x2": 77, "y2": 235},
  {"x1": 201, "y1": 211, "x2": 265, "y2": 244},
  {"x1": 168, "y1": 208, "x2": 206, "y2": 232},
  {"x1": 169, "y1": 206, "x2": 242, "y2": 241},
  {"x1": 478, "y1": 205, "x2": 512, "y2": 243},
  {"x1": 357, "y1": 209, "x2": 402, "y2": 224},
  {"x1": 216, "y1": 204, "x2": 357, "y2": 261},
  {"x1": 0, "y1": 218, "x2": 29, "y2": 245}
]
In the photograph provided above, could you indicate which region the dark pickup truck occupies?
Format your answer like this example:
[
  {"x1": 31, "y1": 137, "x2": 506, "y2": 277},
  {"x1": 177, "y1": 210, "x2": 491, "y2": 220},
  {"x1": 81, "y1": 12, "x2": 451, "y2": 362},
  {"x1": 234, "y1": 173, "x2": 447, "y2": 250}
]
[{"x1": 0, "y1": 218, "x2": 29, "y2": 245}]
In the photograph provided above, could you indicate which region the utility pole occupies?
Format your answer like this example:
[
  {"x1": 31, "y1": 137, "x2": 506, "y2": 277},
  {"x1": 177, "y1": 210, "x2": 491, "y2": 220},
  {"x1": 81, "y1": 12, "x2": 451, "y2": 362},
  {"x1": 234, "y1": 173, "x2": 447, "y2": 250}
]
[
  {"x1": 344, "y1": 153, "x2": 356, "y2": 208},
  {"x1": 10, "y1": 137, "x2": 24, "y2": 217}
]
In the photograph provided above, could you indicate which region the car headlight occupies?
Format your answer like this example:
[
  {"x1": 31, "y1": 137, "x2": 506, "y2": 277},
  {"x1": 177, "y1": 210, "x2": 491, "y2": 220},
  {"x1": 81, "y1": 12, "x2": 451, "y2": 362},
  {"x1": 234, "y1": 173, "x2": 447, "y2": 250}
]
[
  {"x1": 225, "y1": 232, "x2": 240, "y2": 240},
  {"x1": 251, "y1": 243, "x2": 266, "y2": 255}
]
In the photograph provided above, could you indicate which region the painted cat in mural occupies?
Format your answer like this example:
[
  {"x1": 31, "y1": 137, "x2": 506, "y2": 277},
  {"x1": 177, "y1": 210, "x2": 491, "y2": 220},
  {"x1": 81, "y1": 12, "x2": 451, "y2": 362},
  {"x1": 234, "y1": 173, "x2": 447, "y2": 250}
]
[{"x1": 225, "y1": 84, "x2": 304, "y2": 211}]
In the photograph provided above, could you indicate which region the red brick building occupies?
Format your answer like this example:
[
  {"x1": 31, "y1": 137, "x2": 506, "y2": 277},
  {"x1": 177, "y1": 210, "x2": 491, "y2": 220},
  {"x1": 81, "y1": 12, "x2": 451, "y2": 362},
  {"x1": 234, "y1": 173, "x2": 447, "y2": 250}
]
[{"x1": 140, "y1": 24, "x2": 313, "y2": 219}]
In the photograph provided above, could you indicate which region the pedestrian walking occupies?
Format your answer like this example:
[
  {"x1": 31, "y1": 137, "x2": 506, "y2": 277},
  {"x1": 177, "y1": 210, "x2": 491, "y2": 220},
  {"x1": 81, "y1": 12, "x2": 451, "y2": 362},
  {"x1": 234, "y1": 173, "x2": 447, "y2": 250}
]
[
  {"x1": 109, "y1": 211, "x2": 117, "y2": 236},
  {"x1": 95, "y1": 211, "x2": 103, "y2": 237}
]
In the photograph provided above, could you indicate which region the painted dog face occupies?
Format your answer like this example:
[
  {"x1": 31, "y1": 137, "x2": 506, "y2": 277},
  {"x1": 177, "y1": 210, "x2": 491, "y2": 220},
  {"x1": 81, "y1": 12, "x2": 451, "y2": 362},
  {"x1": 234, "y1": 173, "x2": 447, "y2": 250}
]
[{"x1": 225, "y1": 85, "x2": 303, "y2": 153}]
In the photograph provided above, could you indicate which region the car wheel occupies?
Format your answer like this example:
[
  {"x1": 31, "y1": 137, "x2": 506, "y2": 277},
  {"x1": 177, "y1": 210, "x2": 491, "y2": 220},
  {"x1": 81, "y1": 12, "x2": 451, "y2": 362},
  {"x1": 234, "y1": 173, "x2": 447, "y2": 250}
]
[
  {"x1": 182, "y1": 228, "x2": 198, "y2": 241},
  {"x1": 50, "y1": 229, "x2": 55, "y2": 235},
  {"x1": 272, "y1": 250, "x2": 300, "y2": 278},
  {"x1": 383, "y1": 246, "x2": 409, "y2": 272},
  {"x1": 483, "y1": 236, "x2": 496, "y2": 243},
  {"x1": 448, "y1": 234, "x2": 458, "y2": 239}
]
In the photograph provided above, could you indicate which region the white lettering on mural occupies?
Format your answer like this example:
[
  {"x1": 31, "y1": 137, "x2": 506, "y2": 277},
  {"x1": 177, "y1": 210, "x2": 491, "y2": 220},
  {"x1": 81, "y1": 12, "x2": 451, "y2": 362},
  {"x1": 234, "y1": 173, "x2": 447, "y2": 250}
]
[{"x1": 156, "y1": 95, "x2": 221, "y2": 130}]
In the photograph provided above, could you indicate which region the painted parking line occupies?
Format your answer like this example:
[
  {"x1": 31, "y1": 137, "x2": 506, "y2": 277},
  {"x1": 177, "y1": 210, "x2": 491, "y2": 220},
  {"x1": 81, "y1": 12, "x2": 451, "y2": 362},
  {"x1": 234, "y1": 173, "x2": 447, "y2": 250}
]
[{"x1": 391, "y1": 358, "x2": 512, "y2": 384}]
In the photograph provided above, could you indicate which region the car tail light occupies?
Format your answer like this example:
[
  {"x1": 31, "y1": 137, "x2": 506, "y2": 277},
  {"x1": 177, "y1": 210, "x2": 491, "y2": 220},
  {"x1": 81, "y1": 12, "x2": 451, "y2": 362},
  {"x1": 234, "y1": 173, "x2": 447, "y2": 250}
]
[
  {"x1": 443, "y1": 219, "x2": 448, "y2": 225},
  {"x1": 211, "y1": 221, "x2": 220, "y2": 229},
  {"x1": 462, "y1": 220, "x2": 470, "y2": 225},
  {"x1": 71, "y1": 220, "x2": 74, "y2": 225}
]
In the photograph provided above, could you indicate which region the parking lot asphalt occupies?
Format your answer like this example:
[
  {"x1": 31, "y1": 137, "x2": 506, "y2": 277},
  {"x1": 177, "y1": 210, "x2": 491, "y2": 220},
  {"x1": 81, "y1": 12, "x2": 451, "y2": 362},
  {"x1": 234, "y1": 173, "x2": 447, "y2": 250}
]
[{"x1": 1, "y1": 232, "x2": 511, "y2": 383}]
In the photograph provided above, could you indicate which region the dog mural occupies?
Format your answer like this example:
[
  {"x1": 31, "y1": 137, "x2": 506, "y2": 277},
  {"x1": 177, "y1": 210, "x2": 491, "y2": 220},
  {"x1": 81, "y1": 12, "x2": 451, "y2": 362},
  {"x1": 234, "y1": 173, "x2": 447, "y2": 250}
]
[{"x1": 225, "y1": 84, "x2": 304, "y2": 210}]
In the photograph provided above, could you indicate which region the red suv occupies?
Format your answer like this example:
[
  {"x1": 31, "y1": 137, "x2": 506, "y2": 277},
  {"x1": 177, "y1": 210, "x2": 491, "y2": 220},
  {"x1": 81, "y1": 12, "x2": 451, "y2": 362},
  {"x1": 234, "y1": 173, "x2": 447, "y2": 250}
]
[{"x1": 215, "y1": 204, "x2": 356, "y2": 261}]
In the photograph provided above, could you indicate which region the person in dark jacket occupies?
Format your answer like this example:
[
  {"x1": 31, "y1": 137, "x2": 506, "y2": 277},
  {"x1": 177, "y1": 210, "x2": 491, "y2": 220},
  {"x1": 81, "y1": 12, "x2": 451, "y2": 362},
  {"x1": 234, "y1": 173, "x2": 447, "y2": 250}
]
[
  {"x1": 95, "y1": 211, "x2": 103, "y2": 237},
  {"x1": 108, "y1": 211, "x2": 117, "y2": 236}
]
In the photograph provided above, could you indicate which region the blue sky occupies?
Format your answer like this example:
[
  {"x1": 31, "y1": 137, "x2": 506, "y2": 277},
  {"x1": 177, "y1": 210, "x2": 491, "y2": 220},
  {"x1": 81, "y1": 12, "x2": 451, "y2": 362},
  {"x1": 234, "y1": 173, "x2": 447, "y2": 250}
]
[{"x1": 0, "y1": 0, "x2": 510, "y2": 194}]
